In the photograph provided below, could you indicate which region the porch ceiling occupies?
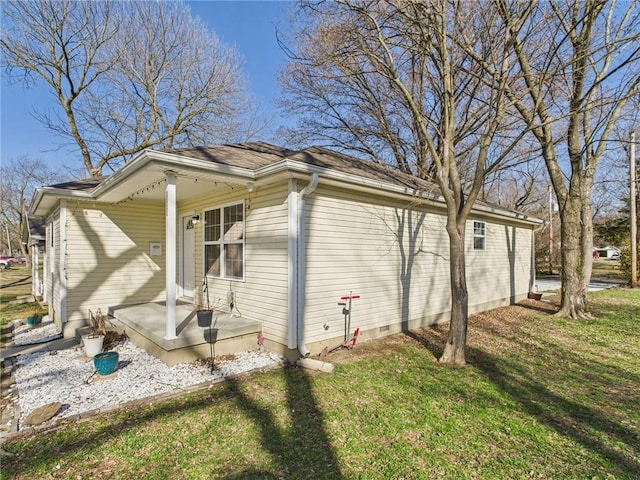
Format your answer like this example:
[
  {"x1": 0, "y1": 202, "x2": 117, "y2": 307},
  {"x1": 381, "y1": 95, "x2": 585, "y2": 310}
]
[{"x1": 98, "y1": 163, "x2": 253, "y2": 204}]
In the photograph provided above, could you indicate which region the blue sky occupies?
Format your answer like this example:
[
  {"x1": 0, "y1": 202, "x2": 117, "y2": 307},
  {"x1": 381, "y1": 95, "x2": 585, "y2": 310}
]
[{"x1": 0, "y1": 0, "x2": 292, "y2": 175}]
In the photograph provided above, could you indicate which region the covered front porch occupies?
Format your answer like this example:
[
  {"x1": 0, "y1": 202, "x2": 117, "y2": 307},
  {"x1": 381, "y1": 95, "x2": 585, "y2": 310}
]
[
  {"x1": 107, "y1": 302, "x2": 262, "y2": 366},
  {"x1": 90, "y1": 148, "x2": 267, "y2": 364}
]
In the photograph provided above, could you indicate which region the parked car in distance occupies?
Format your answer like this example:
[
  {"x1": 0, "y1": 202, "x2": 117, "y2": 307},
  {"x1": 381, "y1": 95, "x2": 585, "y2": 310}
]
[
  {"x1": 610, "y1": 252, "x2": 620, "y2": 260},
  {"x1": 0, "y1": 255, "x2": 25, "y2": 264},
  {"x1": 0, "y1": 258, "x2": 11, "y2": 269}
]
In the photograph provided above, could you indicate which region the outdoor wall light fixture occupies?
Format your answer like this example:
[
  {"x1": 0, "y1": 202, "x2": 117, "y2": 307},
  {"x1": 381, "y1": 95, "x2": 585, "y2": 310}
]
[
  {"x1": 191, "y1": 214, "x2": 200, "y2": 224},
  {"x1": 246, "y1": 182, "x2": 254, "y2": 193}
]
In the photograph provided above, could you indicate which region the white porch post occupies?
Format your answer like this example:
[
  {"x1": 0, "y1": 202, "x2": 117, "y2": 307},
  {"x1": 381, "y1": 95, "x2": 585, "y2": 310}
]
[
  {"x1": 33, "y1": 245, "x2": 41, "y2": 297},
  {"x1": 59, "y1": 199, "x2": 67, "y2": 327},
  {"x1": 165, "y1": 172, "x2": 177, "y2": 340}
]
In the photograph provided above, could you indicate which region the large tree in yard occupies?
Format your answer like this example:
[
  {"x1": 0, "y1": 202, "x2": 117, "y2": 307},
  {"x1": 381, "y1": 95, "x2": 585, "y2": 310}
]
[
  {"x1": 1, "y1": 0, "x2": 262, "y2": 178},
  {"x1": 494, "y1": 0, "x2": 640, "y2": 316},
  {"x1": 0, "y1": 156, "x2": 68, "y2": 256},
  {"x1": 280, "y1": 0, "x2": 529, "y2": 364}
]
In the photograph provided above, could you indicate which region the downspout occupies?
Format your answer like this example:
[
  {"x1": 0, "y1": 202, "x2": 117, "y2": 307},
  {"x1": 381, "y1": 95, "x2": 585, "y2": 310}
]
[
  {"x1": 297, "y1": 173, "x2": 319, "y2": 358},
  {"x1": 287, "y1": 181, "x2": 298, "y2": 350},
  {"x1": 531, "y1": 223, "x2": 546, "y2": 292}
]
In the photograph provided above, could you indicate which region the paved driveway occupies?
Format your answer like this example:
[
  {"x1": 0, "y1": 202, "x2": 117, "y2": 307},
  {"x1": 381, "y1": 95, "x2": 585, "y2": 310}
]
[{"x1": 535, "y1": 276, "x2": 624, "y2": 293}]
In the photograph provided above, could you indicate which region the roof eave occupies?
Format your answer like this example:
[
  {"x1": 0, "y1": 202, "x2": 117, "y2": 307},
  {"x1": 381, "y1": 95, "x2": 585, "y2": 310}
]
[
  {"x1": 92, "y1": 149, "x2": 257, "y2": 199},
  {"x1": 257, "y1": 159, "x2": 543, "y2": 226},
  {"x1": 30, "y1": 146, "x2": 543, "y2": 227},
  {"x1": 30, "y1": 186, "x2": 95, "y2": 217}
]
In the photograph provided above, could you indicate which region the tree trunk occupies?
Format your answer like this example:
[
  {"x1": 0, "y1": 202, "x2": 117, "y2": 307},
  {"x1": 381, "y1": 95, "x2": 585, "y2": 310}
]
[
  {"x1": 580, "y1": 175, "x2": 595, "y2": 300},
  {"x1": 557, "y1": 191, "x2": 588, "y2": 318},
  {"x1": 439, "y1": 223, "x2": 468, "y2": 365}
]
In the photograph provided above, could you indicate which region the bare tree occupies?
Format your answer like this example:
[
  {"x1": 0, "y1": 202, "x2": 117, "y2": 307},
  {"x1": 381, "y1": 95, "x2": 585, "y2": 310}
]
[
  {"x1": 280, "y1": 0, "x2": 529, "y2": 364},
  {"x1": 494, "y1": 0, "x2": 640, "y2": 317},
  {"x1": 1, "y1": 0, "x2": 263, "y2": 178},
  {"x1": 0, "y1": 155, "x2": 68, "y2": 255}
]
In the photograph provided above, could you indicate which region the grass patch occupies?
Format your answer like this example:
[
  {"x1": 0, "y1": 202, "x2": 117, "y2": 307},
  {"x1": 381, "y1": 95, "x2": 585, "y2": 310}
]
[
  {"x1": 0, "y1": 266, "x2": 45, "y2": 347},
  {"x1": 1, "y1": 289, "x2": 639, "y2": 479},
  {"x1": 592, "y1": 258, "x2": 627, "y2": 282}
]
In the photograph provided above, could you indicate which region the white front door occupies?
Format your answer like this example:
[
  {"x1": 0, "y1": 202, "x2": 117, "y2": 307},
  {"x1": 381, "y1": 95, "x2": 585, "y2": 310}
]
[{"x1": 180, "y1": 215, "x2": 196, "y2": 299}]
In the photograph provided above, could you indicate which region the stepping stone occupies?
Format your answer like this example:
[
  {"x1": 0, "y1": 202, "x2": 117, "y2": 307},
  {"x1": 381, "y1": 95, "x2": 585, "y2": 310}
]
[{"x1": 23, "y1": 402, "x2": 62, "y2": 425}]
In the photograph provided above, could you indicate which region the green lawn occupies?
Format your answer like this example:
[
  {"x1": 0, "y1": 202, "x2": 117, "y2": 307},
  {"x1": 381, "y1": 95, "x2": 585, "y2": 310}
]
[
  {"x1": 0, "y1": 265, "x2": 46, "y2": 347},
  {"x1": 1, "y1": 288, "x2": 638, "y2": 479}
]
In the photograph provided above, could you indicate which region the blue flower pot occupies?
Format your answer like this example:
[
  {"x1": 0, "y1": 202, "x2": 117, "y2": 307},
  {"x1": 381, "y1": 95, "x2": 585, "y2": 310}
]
[{"x1": 94, "y1": 351, "x2": 119, "y2": 376}]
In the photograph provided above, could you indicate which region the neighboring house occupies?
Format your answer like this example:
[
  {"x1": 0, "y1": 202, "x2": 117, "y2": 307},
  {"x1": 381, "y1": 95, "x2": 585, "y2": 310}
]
[
  {"x1": 22, "y1": 213, "x2": 47, "y2": 299},
  {"x1": 29, "y1": 142, "x2": 542, "y2": 364}
]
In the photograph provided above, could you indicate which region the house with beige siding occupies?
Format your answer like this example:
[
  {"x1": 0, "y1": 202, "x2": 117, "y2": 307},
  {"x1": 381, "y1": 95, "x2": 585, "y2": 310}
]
[{"x1": 29, "y1": 142, "x2": 541, "y2": 364}]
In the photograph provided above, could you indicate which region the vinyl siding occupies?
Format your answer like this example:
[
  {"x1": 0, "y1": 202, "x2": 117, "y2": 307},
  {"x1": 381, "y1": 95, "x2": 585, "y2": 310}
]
[
  {"x1": 465, "y1": 220, "x2": 532, "y2": 309},
  {"x1": 302, "y1": 185, "x2": 533, "y2": 346},
  {"x1": 44, "y1": 176, "x2": 534, "y2": 352},
  {"x1": 182, "y1": 182, "x2": 290, "y2": 345},
  {"x1": 64, "y1": 201, "x2": 166, "y2": 322}
]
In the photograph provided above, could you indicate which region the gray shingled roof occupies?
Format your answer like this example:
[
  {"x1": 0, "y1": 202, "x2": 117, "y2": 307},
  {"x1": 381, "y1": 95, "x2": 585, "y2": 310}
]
[
  {"x1": 38, "y1": 141, "x2": 535, "y2": 220},
  {"x1": 48, "y1": 177, "x2": 105, "y2": 192},
  {"x1": 45, "y1": 142, "x2": 436, "y2": 195},
  {"x1": 160, "y1": 142, "x2": 293, "y2": 169},
  {"x1": 162, "y1": 142, "x2": 437, "y2": 193}
]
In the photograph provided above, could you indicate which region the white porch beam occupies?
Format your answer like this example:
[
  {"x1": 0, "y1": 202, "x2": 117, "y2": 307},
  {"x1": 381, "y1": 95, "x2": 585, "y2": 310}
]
[{"x1": 165, "y1": 172, "x2": 177, "y2": 340}]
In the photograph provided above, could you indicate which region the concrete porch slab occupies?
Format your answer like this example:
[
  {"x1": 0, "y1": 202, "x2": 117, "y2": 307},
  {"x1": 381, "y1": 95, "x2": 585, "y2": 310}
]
[{"x1": 107, "y1": 302, "x2": 262, "y2": 365}]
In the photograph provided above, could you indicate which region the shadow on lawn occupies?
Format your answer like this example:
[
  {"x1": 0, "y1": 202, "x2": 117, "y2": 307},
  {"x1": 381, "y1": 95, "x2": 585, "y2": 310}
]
[
  {"x1": 0, "y1": 274, "x2": 31, "y2": 290},
  {"x1": 223, "y1": 367, "x2": 344, "y2": 479},
  {"x1": 411, "y1": 322, "x2": 640, "y2": 478},
  {"x1": 3, "y1": 365, "x2": 343, "y2": 479}
]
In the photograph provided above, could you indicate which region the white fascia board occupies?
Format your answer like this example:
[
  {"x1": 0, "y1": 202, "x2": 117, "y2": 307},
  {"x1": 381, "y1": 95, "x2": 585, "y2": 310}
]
[
  {"x1": 29, "y1": 187, "x2": 95, "y2": 217},
  {"x1": 256, "y1": 159, "x2": 442, "y2": 202},
  {"x1": 93, "y1": 149, "x2": 257, "y2": 198},
  {"x1": 255, "y1": 159, "x2": 542, "y2": 227},
  {"x1": 470, "y1": 203, "x2": 544, "y2": 227}
]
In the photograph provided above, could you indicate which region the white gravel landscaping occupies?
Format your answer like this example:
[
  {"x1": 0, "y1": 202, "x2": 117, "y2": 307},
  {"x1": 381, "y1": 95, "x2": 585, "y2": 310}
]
[
  {"x1": 10, "y1": 326, "x2": 285, "y2": 431},
  {"x1": 12, "y1": 318, "x2": 62, "y2": 346}
]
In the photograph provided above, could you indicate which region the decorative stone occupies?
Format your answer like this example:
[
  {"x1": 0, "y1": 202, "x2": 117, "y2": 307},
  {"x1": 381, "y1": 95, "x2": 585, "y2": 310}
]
[{"x1": 23, "y1": 402, "x2": 62, "y2": 425}]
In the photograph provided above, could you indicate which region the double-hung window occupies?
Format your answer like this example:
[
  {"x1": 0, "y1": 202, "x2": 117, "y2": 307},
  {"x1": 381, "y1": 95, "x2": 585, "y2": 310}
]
[
  {"x1": 473, "y1": 221, "x2": 486, "y2": 251},
  {"x1": 203, "y1": 202, "x2": 245, "y2": 280}
]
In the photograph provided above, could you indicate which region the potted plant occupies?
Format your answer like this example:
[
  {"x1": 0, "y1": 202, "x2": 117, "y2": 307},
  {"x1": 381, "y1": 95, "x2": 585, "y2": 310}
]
[
  {"x1": 194, "y1": 277, "x2": 214, "y2": 327},
  {"x1": 83, "y1": 309, "x2": 109, "y2": 357},
  {"x1": 26, "y1": 306, "x2": 43, "y2": 327},
  {"x1": 93, "y1": 350, "x2": 119, "y2": 376},
  {"x1": 194, "y1": 300, "x2": 213, "y2": 328}
]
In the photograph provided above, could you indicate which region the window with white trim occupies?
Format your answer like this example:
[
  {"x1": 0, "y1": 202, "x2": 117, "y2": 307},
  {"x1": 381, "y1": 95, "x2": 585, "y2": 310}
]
[
  {"x1": 203, "y1": 202, "x2": 245, "y2": 280},
  {"x1": 473, "y1": 221, "x2": 486, "y2": 250}
]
